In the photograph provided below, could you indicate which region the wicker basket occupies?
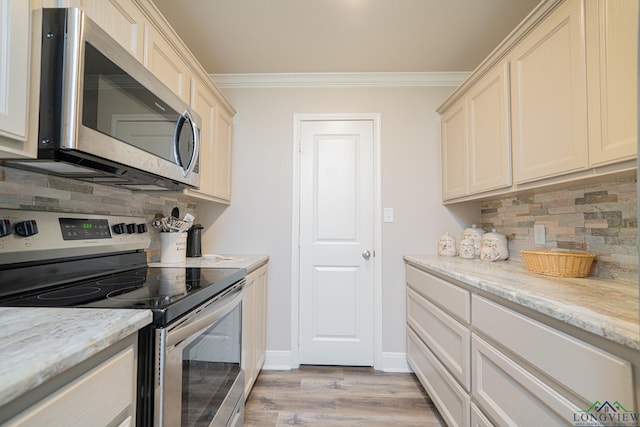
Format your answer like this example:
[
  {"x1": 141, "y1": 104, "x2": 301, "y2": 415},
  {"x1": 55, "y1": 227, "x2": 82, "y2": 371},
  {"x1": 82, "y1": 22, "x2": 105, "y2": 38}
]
[{"x1": 520, "y1": 250, "x2": 595, "y2": 278}]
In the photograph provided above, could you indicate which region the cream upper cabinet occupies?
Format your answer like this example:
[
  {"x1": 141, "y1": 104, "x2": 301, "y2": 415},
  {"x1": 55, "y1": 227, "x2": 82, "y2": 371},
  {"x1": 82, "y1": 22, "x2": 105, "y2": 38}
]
[
  {"x1": 184, "y1": 75, "x2": 235, "y2": 204},
  {"x1": 0, "y1": 0, "x2": 39, "y2": 159},
  {"x1": 586, "y1": 0, "x2": 638, "y2": 166},
  {"x1": 440, "y1": 62, "x2": 512, "y2": 202},
  {"x1": 467, "y1": 62, "x2": 512, "y2": 194},
  {"x1": 213, "y1": 103, "x2": 234, "y2": 203},
  {"x1": 81, "y1": 0, "x2": 145, "y2": 63},
  {"x1": 510, "y1": 0, "x2": 588, "y2": 183},
  {"x1": 438, "y1": 0, "x2": 635, "y2": 202},
  {"x1": 144, "y1": 22, "x2": 192, "y2": 104},
  {"x1": 187, "y1": 76, "x2": 218, "y2": 200},
  {"x1": 441, "y1": 99, "x2": 469, "y2": 200}
]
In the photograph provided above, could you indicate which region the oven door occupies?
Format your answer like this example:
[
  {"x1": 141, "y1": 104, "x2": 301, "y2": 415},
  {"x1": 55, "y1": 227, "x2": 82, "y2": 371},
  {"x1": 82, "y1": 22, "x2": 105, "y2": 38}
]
[{"x1": 155, "y1": 281, "x2": 245, "y2": 427}]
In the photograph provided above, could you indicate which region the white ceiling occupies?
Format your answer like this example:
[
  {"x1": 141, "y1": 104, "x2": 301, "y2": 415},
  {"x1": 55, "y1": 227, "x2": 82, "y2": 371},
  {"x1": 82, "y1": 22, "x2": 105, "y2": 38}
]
[{"x1": 152, "y1": 0, "x2": 542, "y2": 75}]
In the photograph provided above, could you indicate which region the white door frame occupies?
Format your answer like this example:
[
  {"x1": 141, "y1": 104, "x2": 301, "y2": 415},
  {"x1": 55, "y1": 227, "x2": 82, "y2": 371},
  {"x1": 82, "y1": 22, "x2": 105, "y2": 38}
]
[{"x1": 290, "y1": 113, "x2": 382, "y2": 370}]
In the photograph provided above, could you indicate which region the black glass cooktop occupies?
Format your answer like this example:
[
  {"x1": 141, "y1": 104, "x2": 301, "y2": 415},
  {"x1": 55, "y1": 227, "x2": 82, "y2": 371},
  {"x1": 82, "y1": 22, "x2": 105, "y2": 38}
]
[{"x1": 0, "y1": 266, "x2": 246, "y2": 325}]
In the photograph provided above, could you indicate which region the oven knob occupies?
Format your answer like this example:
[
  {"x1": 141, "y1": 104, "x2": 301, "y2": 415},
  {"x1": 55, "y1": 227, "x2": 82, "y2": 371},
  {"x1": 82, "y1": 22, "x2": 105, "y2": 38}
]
[
  {"x1": 137, "y1": 223, "x2": 148, "y2": 233},
  {"x1": 126, "y1": 223, "x2": 137, "y2": 234},
  {"x1": 113, "y1": 223, "x2": 126, "y2": 234},
  {"x1": 0, "y1": 219, "x2": 11, "y2": 238},
  {"x1": 14, "y1": 220, "x2": 38, "y2": 237}
]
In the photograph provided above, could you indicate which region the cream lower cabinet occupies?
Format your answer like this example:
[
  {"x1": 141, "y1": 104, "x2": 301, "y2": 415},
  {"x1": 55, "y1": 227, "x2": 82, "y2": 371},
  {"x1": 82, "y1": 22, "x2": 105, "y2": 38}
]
[
  {"x1": 0, "y1": 0, "x2": 39, "y2": 159},
  {"x1": 3, "y1": 335, "x2": 138, "y2": 427},
  {"x1": 405, "y1": 263, "x2": 637, "y2": 427},
  {"x1": 406, "y1": 265, "x2": 471, "y2": 426},
  {"x1": 243, "y1": 263, "x2": 268, "y2": 397}
]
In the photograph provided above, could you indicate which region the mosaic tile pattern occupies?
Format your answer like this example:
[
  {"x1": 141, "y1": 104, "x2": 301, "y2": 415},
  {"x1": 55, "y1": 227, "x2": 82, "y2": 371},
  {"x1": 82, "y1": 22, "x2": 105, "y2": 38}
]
[
  {"x1": 481, "y1": 175, "x2": 638, "y2": 282},
  {"x1": 0, "y1": 167, "x2": 197, "y2": 261}
]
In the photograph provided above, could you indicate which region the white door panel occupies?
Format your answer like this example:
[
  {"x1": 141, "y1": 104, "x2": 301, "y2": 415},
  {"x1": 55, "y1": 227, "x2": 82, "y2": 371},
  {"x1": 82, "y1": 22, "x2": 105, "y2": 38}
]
[{"x1": 299, "y1": 120, "x2": 374, "y2": 366}]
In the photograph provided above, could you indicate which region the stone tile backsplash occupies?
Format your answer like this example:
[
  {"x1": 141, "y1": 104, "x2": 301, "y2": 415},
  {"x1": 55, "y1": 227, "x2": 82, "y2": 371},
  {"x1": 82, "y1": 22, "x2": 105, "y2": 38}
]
[
  {"x1": 481, "y1": 174, "x2": 638, "y2": 283},
  {"x1": 1, "y1": 166, "x2": 637, "y2": 282},
  {"x1": 0, "y1": 167, "x2": 196, "y2": 261}
]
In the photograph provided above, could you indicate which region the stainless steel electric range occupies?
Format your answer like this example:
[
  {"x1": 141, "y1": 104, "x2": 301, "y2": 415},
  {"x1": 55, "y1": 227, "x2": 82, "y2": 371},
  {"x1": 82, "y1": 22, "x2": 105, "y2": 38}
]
[{"x1": 0, "y1": 209, "x2": 246, "y2": 427}]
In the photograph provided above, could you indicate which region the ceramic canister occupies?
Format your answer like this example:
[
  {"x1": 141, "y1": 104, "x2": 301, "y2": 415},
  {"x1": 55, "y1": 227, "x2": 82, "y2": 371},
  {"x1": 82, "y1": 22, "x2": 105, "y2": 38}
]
[
  {"x1": 438, "y1": 232, "x2": 457, "y2": 257},
  {"x1": 480, "y1": 229, "x2": 509, "y2": 261},
  {"x1": 459, "y1": 237, "x2": 476, "y2": 259},
  {"x1": 460, "y1": 224, "x2": 485, "y2": 258}
]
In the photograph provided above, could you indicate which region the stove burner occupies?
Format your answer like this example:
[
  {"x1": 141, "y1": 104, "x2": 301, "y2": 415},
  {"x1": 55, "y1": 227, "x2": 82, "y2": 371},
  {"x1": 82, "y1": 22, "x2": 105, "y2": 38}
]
[
  {"x1": 38, "y1": 287, "x2": 102, "y2": 300},
  {"x1": 106, "y1": 284, "x2": 192, "y2": 302},
  {"x1": 96, "y1": 276, "x2": 146, "y2": 286}
]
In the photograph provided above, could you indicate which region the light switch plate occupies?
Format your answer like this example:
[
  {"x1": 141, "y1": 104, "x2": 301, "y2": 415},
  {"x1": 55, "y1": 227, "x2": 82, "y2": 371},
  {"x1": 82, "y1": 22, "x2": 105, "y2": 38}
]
[
  {"x1": 534, "y1": 224, "x2": 545, "y2": 244},
  {"x1": 384, "y1": 208, "x2": 394, "y2": 223}
]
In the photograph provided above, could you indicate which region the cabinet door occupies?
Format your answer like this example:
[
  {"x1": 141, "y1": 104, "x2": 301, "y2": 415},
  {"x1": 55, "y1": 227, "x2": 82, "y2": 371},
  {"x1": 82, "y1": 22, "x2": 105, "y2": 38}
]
[
  {"x1": 467, "y1": 62, "x2": 512, "y2": 194},
  {"x1": 441, "y1": 98, "x2": 469, "y2": 200},
  {"x1": 243, "y1": 264, "x2": 268, "y2": 397},
  {"x1": 407, "y1": 327, "x2": 470, "y2": 427},
  {"x1": 243, "y1": 274, "x2": 256, "y2": 397},
  {"x1": 472, "y1": 334, "x2": 578, "y2": 427},
  {"x1": 510, "y1": 0, "x2": 588, "y2": 183},
  {"x1": 81, "y1": 0, "x2": 145, "y2": 63},
  {"x1": 253, "y1": 265, "x2": 268, "y2": 373},
  {"x1": 5, "y1": 345, "x2": 136, "y2": 427},
  {"x1": 0, "y1": 0, "x2": 37, "y2": 158},
  {"x1": 213, "y1": 104, "x2": 234, "y2": 202},
  {"x1": 188, "y1": 77, "x2": 218, "y2": 199},
  {"x1": 407, "y1": 288, "x2": 470, "y2": 390},
  {"x1": 470, "y1": 403, "x2": 494, "y2": 427},
  {"x1": 144, "y1": 23, "x2": 191, "y2": 103},
  {"x1": 586, "y1": 0, "x2": 638, "y2": 166}
]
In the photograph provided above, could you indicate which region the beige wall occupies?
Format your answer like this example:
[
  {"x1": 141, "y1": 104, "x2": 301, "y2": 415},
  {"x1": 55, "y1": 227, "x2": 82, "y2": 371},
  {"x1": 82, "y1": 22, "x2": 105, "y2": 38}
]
[{"x1": 197, "y1": 85, "x2": 480, "y2": 360}]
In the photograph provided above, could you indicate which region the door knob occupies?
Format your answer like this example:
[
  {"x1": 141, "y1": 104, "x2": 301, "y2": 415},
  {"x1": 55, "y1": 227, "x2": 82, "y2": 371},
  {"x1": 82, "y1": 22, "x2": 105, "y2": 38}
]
[{"x1": 362, "y1": 250, "x2": 371, "y2": 259}]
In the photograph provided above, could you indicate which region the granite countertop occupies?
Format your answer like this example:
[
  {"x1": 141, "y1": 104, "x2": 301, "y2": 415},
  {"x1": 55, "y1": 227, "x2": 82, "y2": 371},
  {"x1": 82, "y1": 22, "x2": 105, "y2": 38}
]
[
  {"x1": 0, "y1": 308, "x2": 152, "y2": 408},
  {"x1": 404, "y1": 255, "x2": 639, "y2": 350},
  {"x1": 149, "y1": 254, "x2": 269, "y2": 273}
]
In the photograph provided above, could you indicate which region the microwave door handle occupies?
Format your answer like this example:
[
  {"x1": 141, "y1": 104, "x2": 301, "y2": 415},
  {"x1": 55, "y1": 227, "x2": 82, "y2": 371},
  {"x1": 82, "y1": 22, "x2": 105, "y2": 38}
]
[
  {"x1": 173, "y1": 110, "x2": 199, "y2": 177},
  {"x1": 166, "y1": 285, "x2": 244, "y2": 348}
]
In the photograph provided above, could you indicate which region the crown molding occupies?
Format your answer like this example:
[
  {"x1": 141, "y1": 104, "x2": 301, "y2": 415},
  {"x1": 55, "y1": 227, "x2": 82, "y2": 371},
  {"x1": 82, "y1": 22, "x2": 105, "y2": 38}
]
[{"x1": 209, "y1": 72, "x2": 470, "y2": 89}]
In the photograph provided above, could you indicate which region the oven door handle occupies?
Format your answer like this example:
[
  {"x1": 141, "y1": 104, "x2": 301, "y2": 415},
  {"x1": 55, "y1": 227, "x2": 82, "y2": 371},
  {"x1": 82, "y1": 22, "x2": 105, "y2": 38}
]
[{"x1": 166, "y1": 283, "x2": 244, "y2": 348}]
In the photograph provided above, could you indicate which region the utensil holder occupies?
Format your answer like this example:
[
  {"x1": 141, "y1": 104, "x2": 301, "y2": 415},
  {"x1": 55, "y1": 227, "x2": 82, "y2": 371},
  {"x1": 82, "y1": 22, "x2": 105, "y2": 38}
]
[{"x1": 160, "y1": 232, "x2": 187, "y2": 264}]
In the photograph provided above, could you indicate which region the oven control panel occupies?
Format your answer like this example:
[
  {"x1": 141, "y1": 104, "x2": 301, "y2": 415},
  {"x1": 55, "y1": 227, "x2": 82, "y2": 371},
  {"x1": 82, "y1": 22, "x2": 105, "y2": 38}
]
[{"x1": 0, "y1": 209, "x2": 151, "y2": 264}]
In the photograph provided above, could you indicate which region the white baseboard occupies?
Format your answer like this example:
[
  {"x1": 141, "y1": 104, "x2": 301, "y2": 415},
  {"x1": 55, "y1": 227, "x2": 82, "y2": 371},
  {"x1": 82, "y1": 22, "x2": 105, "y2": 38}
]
[
  {"x1": 380, "y1": 352, "x2": 412, "y2": 373},
  {"x1": 262, "y1": 350, "x2": 412, "y2": 373},
  {"x1": 263, "y1": 351, "x2": 293, "y2": 370}
]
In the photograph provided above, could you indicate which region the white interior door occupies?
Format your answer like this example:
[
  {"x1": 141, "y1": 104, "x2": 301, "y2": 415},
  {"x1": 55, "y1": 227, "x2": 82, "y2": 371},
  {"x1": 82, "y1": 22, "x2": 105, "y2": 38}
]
[{"x1": 298, "y1": 119, "x2": 375, "y2": 366}]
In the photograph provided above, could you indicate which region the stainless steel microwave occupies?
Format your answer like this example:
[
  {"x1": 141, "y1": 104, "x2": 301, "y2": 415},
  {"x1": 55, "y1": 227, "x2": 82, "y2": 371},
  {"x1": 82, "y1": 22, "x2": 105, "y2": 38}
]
[{"x1": 3, "y1": 8, "x2": 201, "y2": 191}]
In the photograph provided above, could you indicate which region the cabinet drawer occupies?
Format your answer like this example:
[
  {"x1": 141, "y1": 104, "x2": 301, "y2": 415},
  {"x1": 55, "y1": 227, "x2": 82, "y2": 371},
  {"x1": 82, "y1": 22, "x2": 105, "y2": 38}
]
[
  {"x1": 6, "y1": 346, "x2": 135, "y2": 426},
  {"x1": 407, "y1": 327, "x2": 470, "y2": 427},
  {"x1": 406, "y1": 265, "x2": 470, "y2": 323},
  {"x1": 472, "y1": 295, "x2": 634, "y2": 408},
  {"x1": 470, "y1": 403, "x2": 493, "y2": 427},
  {"x1": 407, "y1": 287, "x2": 470, "y2": 390},
  {"x1": 472, "y1": 334, "x2": 578, "y2": 427}
]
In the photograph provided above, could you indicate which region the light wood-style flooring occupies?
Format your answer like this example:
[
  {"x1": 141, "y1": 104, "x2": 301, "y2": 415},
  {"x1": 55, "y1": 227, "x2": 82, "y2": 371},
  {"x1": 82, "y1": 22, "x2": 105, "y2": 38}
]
[{"x1": 244, "y1": 365, "x2": 446, "y2": 426}]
